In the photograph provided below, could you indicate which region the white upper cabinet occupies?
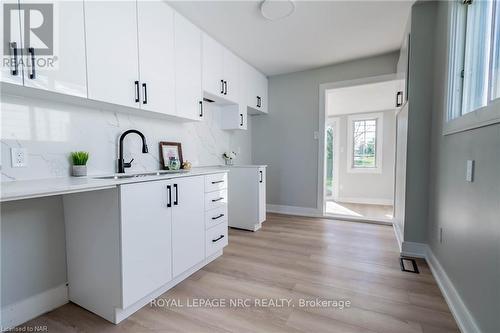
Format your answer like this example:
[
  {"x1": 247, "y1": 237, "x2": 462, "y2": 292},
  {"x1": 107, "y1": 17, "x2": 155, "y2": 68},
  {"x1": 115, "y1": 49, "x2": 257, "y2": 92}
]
[
  {"x1": 245, "y1": 63, "x2": 268, "y2": 114},
  {"x1": 202, "y1": 33, "x2": 224, "y2": 99},
  {"x1": 1, "y1": 0, "x2": 24, "y2": 86},
  {"x1": 174, "y1": 12, "x2": 203, "y2": 121},
  {"x1": 85, "y1": 1, "x2": 140, "y2": 108},
  {"x1": 137, "y1": 0, "x2": 175, "y2": 115},
  {"x1": 222, "y1": 49, "x2": 240, "y2": 103}
]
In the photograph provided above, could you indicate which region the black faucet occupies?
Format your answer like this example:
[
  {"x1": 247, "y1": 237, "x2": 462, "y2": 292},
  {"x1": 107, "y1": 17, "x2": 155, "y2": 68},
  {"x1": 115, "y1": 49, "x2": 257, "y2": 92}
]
[{"x1": 117, "y1": 129, "x2": 148, "y2": 173}]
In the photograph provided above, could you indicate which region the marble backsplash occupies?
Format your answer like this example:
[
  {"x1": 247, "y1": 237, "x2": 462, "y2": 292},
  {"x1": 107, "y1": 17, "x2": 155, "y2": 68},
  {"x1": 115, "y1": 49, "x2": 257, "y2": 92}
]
[{"x1": 1, "y1": 94, "x2": 252, "y2": 181}]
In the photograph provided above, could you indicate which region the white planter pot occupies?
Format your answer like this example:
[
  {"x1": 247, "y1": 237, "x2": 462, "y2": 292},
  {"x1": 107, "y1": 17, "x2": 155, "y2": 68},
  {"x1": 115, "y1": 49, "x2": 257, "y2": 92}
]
[{"x1": 72, "y1": 165, "x2": 87, "y2": 177}]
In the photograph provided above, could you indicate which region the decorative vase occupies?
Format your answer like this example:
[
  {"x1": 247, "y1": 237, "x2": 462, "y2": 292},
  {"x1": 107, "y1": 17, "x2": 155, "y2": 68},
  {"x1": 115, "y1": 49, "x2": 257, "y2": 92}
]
[{"x1": 72, "y1": 165, "x2": 87, "y2": 177}]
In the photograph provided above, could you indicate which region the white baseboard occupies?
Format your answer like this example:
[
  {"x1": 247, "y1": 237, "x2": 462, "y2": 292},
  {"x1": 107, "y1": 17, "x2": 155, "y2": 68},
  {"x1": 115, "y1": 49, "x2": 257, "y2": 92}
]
[
  {"x1": 336, "y1": 197, "x2": 393, "y2": 206},
  {"x1": 267, "y1": 204, "x2": 320, "y2": 217},
  {"x1": 401, "y1": 241, "x2": 427, "y2": 258},
  {"x1": 426, "y1": 246, "x2": 481, "y2": 333},
  {"x1": 1, "y1": 283, "x2": 68, "y2": 329}
]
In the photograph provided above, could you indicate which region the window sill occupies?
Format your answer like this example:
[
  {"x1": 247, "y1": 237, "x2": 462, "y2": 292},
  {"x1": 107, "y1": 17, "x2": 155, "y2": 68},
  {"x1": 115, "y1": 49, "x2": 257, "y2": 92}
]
[
  {"x1": 347, "y1": 167, "x2": 382, "y2": 174},
  {"x1": 444, "y1": 99, "x2": 500, "y2": 135}
]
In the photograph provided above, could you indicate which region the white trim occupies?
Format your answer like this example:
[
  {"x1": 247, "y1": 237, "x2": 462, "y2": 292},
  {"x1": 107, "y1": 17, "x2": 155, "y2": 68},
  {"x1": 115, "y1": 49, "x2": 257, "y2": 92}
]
[
  {"x1": 443, "y1": 98, "x2": 500, "y2": 135},
  {"x1": 392, "y1": 223, "x2": 403, "y2": 252},
  {"x1": 1, "y1": 284, "x2": 68, "y2": 329},
  {"x1": 325, "y1": 117, "x2": 340, "y2": 201},
  {"x1": 318, "y1": 74, "x2": 397, "y2": 215},
  {"x1": 335, "y1": 197, "x2": 393, "y2": 206},
  {"x1": 267, "y1": 204, "x2": 320, "y2": 217},
  {"x1": 426, "y1": 246, "x2": 482, "y2": 333},
  {"x1": 401, "y1": 241, "x2": 427, "y2": 258}
]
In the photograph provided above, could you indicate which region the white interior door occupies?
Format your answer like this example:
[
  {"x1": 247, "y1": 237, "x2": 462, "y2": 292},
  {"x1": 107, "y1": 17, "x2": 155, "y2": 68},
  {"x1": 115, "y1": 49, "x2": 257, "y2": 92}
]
[
  {"x1": 120, "y1": 180, "x2": 173, "y2": 308},
  {"x1": 23, "y1": 0, "x2": 87, "y2": 97},
  {"x1": 171, "y1": 176, "x2": 205, "y2": 277},
  {"x1": 85, "y1": 1, "x2": 140, "y2": 108},
  {"x1": 174, "y1": 12, "x2": 202, "y2": 120},
  {"x1": 137, "y1": 0, "x2": 175, "y2": 114}
]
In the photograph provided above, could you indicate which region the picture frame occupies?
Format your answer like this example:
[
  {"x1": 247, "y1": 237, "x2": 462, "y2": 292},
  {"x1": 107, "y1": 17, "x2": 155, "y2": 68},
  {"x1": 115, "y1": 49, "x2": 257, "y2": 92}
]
[{"x1": 159, "y1": 142, "x2": 183, "y2": 170}]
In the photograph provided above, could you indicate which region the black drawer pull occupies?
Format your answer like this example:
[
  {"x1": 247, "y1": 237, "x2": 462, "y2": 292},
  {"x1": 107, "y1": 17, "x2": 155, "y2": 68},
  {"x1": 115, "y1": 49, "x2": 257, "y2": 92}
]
[
  {"x1": 212, "y1": 235, "x2": 225, "y2": 243},
  {"x1": 211, "y1": 180, "x2": 224, "y2": 184},
  {"x1": 212, "y1": 214, "x2": 225, "y2": 220},
  {"x1": 28, "y1": 47, "x2": 35, "y2": 79},
  {"x1": 211, "y1": 197, "x2": 224, "y2": 202},
  {"x1": 10, "y1": 42, "x2": 18, "y2": 75}
]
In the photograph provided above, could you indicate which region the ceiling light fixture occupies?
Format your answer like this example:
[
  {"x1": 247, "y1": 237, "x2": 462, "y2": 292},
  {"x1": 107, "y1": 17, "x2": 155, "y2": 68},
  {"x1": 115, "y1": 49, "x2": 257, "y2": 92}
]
[{"x1": 260, "y1": 0, "x2": 295, "y2": 21}]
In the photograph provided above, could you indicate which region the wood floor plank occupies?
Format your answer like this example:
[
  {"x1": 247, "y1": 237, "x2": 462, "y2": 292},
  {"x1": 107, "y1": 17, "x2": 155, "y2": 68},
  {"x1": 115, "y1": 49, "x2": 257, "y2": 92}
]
[{"x1": 16, "y1": 213, "x2": 459, "y2": 333}]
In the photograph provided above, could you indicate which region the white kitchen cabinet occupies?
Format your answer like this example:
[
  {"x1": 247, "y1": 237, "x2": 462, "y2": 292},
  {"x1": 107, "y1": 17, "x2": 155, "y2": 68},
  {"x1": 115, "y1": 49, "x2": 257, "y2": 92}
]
[
  {"x1": 171, "y1": 176, "x2": 205, "y2": 276},
  {"x1": 174, "y1": 12, "x2": 203, "y2": 120},
  {"x1": 227, "y1": 165, "x2": 267, "y2": 231},
  {"x1": 1, "y1": 0, "x2": 24, "y2": 86},
  {"x1": 85, "y1": 1, "x2": 140, "y2": 108},
  {"x1": 120, "y1": 180, "x2": 172, "y2": 308},
  {"x1": 244, "y1": 63, "x2": 268, "y2": 114},
  {"x1": 220, "y1": 104, "x2": 247, "y2": 130},
  {"x1": 223, "y1": 49, "x2": 240, "y2": 103},
  {"x1": 137, "y1": 0, "x2": 175, "y2": 115}
]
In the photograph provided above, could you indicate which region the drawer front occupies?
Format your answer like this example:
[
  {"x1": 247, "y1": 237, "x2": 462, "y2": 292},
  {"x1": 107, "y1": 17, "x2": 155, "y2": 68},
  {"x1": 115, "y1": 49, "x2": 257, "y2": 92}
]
[
  {"x1": 206, "y1": 221, "x2": 228, "y2": 257},
  {"x1": 205, "y1": 173, "x2": 227, "y2": 193},
  {"x1": 205, "y1": 205, "x2": 228, "y2": 229},
  {"x1": 205, "y1": 189, "x2": 227, "y2": 211}
]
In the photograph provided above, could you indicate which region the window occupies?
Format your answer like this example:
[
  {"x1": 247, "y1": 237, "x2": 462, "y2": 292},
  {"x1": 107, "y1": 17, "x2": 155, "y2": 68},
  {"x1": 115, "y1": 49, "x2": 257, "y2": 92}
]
[
  {"x1": 347, "y1": 113, "x2": 383, "y2": 173},
  {"x1": 446, "y1": 0, "x2": 500, "y2": 132},
  {"x1": 352, "y1": 119, "x2": 377, "y2": 168}
]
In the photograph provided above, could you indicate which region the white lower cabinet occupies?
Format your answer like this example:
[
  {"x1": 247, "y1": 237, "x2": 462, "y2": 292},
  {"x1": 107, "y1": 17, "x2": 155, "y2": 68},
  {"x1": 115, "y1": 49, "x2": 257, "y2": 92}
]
[{"x1": 63, "y1": 172, "x2": 228, "y2": 324}]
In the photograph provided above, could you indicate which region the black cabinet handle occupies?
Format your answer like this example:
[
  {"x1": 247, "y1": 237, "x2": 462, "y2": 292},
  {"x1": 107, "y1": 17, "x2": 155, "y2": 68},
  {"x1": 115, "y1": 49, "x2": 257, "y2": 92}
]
[
  {"x1": 211, "y1": 180, "x2": 224, "y2": 184},
  {"x1": 199, "y1": 100, "x2": 203, "y2": 117},
  {"x1": 142, "y1": 83, "x2": 147, "y2": 104},
  {"x1": 224, "y1": 80, "x2": 228, "y2": 95},
  {"x1": 134, "y1": 81, "x2": 140, "y2": 103},
  {"x1": 9, "y1": 42, "x2": 18, "y2": 75},
  {"x1": 173, "y1": 184, "x2": 178, "y2": 206},
  {"x1": 220, "y1": 79, "x2": 224, "y2": 94},
  {"x1": 28, "y1": 47, "x2": 35, "y2": 79},
  {"x1": 212, "y1": 235, "x2": 225, "y2": 243},
  {"x1": 259, "y1": 170, "x2": 263, "y2": 183},
  {"x1": 240, "y1": 114, "x2": 243, "y2": 127},
  {"x1": 211, "y1": 197, "x2": 224, "y2": 202},
  {"x1": 167, "y1": 185, "x2": 172, "y2": 207},
  {"x1": 211, "y1": 214, "x2": 225, "y2": 220},
  {"x1": 396, "y1": 91, "x2": 403, "y2": 107}
]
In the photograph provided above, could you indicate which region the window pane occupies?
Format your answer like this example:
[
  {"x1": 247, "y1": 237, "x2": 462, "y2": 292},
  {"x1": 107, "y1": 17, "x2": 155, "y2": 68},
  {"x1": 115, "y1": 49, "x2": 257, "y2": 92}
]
[
  {"x1": 352, "y1": 120, "x2": 377, "y2": 168},
  {"x1": 491, "y1": 0, "x2": 500, "y2": 100},
  {"x1": 462, "y1": 0, "x2": 493, "y2": 114}
]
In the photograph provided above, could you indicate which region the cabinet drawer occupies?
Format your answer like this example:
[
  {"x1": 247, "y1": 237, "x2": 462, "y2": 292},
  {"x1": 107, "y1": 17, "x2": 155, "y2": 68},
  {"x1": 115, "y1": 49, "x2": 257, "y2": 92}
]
[
  {"x1": 205, "y1": 205, "x2": 227, "y2": 229},
  {"x1": 206, "y1": 221, "x2": 228, "y2": 257},
  {"x1": 205, "y1": 189, "x2": 227, "y2": 211},
  {"x1": 205, "y1": 173, "x2": 227, "y2": 193}
]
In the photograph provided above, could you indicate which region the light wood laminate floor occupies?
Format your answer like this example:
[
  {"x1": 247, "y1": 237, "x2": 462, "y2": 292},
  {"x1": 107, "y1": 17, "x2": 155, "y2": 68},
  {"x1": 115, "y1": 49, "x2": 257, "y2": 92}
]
[
  {"x1": 325, "y1": 200, "x2": 394, "y2": 220},
  {"x1": 21, "y1": 214, "x2": 459, "y2": 333}
]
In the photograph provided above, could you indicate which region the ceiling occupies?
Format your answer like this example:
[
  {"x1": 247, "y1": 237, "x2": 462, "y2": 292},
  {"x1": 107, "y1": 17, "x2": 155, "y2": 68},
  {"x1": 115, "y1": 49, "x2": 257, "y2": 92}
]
[
  {"x1": 168, "y1": 1, "x2": 413, "y2": 76},
  {"x1": 327, "y1": 80, "x2": 401, "y2": 116}
]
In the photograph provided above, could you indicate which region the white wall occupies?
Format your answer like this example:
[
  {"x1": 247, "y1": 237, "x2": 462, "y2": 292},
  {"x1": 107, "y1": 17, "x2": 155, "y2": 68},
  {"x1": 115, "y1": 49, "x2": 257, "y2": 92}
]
[
  {"x1": 252, "y1": 52, "x2": 398, "y2": 210},
  {"x1": 333, "y1": 109, "x2": 396, "y2": 205}
]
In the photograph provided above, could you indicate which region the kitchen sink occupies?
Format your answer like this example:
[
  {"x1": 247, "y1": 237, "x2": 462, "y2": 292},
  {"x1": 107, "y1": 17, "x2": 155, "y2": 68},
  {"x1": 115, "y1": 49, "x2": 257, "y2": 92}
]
[{"x1": 93, "y1": 170, "x2": 189, "y2": 180}]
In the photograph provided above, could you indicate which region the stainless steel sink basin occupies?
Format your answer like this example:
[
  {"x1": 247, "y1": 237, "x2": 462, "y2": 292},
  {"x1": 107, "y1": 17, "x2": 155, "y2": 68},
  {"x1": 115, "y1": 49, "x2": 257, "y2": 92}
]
[{"x1": 93, "y1": 170, "x2": 189, "y2": 180}]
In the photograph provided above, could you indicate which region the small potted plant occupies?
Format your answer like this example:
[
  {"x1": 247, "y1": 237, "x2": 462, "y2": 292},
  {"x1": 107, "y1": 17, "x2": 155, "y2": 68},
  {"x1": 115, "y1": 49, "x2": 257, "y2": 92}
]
[
  {"x1": 71, "y1": 151, "x2": 89, "y2": 177},
  {"x1": 222, "y1": 151, "x2": 236, "y2": 165}
]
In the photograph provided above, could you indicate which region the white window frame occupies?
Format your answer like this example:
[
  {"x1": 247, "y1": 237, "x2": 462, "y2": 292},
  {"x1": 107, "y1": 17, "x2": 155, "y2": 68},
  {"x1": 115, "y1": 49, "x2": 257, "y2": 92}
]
[
  {"x1": 444, "y1": 0, "x2": 500, "y2": 135},
  {"x1": 347, "y1": 113, "x2": 383, "y2": 174}
]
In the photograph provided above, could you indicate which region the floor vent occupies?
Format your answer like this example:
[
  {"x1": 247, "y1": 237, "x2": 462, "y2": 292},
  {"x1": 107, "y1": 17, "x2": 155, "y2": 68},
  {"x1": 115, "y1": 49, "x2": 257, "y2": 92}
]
[{"x1": 400, "y1": 257, "x2": 419, "y2": 274}]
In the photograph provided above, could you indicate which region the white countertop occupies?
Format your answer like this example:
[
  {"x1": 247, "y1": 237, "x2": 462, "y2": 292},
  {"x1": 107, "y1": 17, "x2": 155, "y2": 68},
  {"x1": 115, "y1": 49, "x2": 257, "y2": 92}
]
[
  {"x1": 0, "y1": 167, "x2": 229, "y2": 202},
  {"x1": 221, "y1": 164, "x2": 267, "y2": 168}
]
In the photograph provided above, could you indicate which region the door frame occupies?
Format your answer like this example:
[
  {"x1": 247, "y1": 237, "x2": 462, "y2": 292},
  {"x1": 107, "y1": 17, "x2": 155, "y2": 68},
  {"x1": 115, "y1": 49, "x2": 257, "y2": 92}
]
[
  {"x1": 317, "y1": 73, "x2": 397, "y2": 216},
  {"x1": 324, "y1": 117, "x2": 340, "y2": 202}
]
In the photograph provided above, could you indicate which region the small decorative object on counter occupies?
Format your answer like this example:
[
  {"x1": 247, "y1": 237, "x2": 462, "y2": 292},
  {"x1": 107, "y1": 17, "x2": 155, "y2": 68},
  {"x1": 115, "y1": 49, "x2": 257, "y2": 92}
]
[
  {"x1": 159, "y1": 141, "x2": 183, "y2": 170},
  {"x1": 182, "y1": 160, "x2": 192, "y2": 170},
  {"x1": 223, "y1": 151, "x2": 237, "y2": 165},
  {"x1": 169, "y1": 157, "x2": 181, "y2": 170},
  {"x1": 71, "y1": 151, "x2": 89, "y2": 177}
]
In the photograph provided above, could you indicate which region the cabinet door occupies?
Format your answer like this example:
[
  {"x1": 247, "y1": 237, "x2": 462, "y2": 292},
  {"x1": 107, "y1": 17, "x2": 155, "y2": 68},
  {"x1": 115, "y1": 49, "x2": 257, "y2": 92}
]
[
  {"x1": 85, "y1": 1, "x2": 140, "y2": 108},
  {"x1": 172, "y1": 176, "x2": 205, "y2": 277},
  {"x1": 1, "y1": 0, "x2": 24, "y2": 85},
  {"x1": 258, "y1": 167, "x2": 266, "y2": 223},
  {"x1": 137, "y1": 0, "x2": 175, "y2": 115},
  {"x1": 22, "y1": 0, "x2": 87, "y2": 97},
  {"x1": 223, "y1": 49, "x2": 240, "y2": 103},
  {"x1": 120, "y1": 180, "x2": 173, "y2": 308},
  {"x1": 257, "y1": 72, "x2": 268, "y2": 114},
  {"x1": 202, "y1": 33, "x2": 224, "y2": 98},
  {"x1": 174, "y1": 12, "x2": 203, "y2": 120},
  {"x1": 220, "y1": 104, "x2": 247, "y2": 130}
]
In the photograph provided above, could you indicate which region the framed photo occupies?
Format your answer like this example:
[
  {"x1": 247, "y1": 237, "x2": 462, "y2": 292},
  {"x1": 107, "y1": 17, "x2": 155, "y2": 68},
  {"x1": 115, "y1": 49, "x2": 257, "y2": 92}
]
[{"x1": 159, "y1": 142, "x2": 183, "y2": 170}]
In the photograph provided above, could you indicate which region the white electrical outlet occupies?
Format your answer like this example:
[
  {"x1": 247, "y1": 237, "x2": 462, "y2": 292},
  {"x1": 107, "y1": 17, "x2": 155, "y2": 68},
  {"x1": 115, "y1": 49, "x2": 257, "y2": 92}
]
[
  {"x1": 466, "y1": 160, "x2": 474, "y2": 182},
  {"x1": 11, "y1": 148, "x2": 28, "y2": 167}
]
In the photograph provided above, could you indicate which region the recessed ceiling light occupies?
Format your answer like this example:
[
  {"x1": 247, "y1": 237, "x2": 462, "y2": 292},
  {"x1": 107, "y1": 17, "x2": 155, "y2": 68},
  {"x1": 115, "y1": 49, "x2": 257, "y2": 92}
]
[{"x1": 260, "y1": 0, "x2": 295, "y2": 21}]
